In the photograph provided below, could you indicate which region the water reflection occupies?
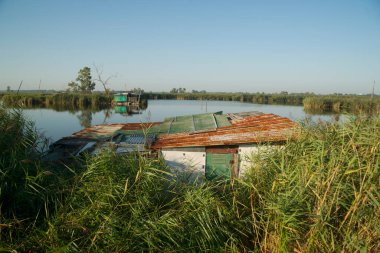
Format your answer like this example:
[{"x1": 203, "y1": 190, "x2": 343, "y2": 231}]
[
  {"x1": 114, "y1": 105, "x2": 142, "y2": 115},
  {"x1": 77, "y1": 110, "x2": 93, "y2": 128},
  {"x1": 103, "y1": 108, "x2": 112, "y2": 124},
  {"x1": 73, "y1": 104, "x2": 149, "y2": 128}
]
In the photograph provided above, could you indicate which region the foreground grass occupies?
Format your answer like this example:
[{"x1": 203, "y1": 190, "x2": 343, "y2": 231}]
[
  {"x1": 1, "y1": 107, "x2": 379, "y2": 252},
  {"x1": 240, "y1": 118, "x2": 380, "y2": 252}
]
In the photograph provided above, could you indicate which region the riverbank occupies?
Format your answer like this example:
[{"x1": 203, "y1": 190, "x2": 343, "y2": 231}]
[
  {"x1": 1, "y1": 92, "x2": 112, "y2": 110},
  {"x1": 1, "y1": 106, "x2": 379, "y2": 252},
  {"x1": 1, "y1": 92, "x2": 380, "y2": 114}
]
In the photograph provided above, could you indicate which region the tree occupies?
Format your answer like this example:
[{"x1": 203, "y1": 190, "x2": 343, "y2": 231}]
[
  {"x1": 6, "y1": 86, "x2": 11, "y2": 92},
  {"x1": 132, "y1": 88, "x2": 144, "y2": 94},
  {"x1": 179, "y1": 88, "x2": 186, "y2": 93},
  {"x1": 170, "y1": 88, "x2": 187, "y2": 93},
  {"x1": 77, "y1": 110, "x2": 92, "y2": 128},
  {"x1": 93, "y1": 64, "x2": 115, "y2": 96},
  {"x1": 76, "y1": 67, "x2": 95, "y2": 93},
  {"x1": 67, "y1": 81, "x2": 79, "y2": 92}
]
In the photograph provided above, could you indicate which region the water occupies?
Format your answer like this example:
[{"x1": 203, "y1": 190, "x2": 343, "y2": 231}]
[{"x1": 21, "y1": 100, "x2": 339, "y2": 143}]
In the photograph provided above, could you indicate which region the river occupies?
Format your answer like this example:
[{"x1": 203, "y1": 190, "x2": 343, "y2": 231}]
[{"x1": 20, "y1": 99, "x2": 340, "y2": 143}]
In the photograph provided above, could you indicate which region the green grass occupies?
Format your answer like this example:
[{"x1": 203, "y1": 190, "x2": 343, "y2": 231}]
[
  {"x1": 0, "y1": 107, "x2": 85, "y2": 248},
  {"x1": 303, "y1": 95, "x2": 380, "y2": 114},
  {"x1": 1, "y1": 92, "x2": 112, "y2": 110},
  {"x1": 1, "y1": 106, "x2": 379, "y2": 252},
  {"x1": 144, "y1": 92, "x2": 305, "y2": 105},
  {"x1": 3, "y1": 92, "x2": 380, "y2": 116},
  {"x1": 234, "y1": 117, "x2": 380, "y2": 252}
]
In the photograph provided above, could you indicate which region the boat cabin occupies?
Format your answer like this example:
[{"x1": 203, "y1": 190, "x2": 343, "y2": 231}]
[
  {"x1": 45, "y1": 111, "x2": 298, "y2": 180},
  {"x1": 150, "y1": 111, "x2": 297, "y2": 179},
  {"x1": 113, "y1": 92, "x2": 141, "y2": 105}
]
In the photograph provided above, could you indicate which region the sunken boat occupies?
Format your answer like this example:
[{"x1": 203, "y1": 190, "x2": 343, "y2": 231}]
[{"x1": 45, "y1": 111, "x2": 298, "y2": 180}]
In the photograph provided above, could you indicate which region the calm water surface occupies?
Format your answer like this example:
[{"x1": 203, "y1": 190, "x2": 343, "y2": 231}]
[{"x1": 22, "y1": 100, "x2": 339, "y2": 143}]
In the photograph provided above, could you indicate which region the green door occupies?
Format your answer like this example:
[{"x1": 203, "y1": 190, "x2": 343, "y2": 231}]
[{"x1": 205, "y1": 153, "x2": 232, "y2": 180}]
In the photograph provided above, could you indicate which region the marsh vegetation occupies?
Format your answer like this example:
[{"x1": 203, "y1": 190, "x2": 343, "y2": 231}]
[
  {"x1": 1, "y1": 106, "x2": 379, "y2": 252},
  {"x1": 303, "y1": 95, "x2": 380, "y2": 114},
  {"x1": 1, "y1": 93, "x2": 112, "y2": 110},
  {"x1": 2, "y1": 91, "x2": 380, "y2": 115}
]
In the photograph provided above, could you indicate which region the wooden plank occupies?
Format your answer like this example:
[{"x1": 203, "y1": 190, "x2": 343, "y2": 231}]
[{"x1": 206, "y1": 146, "x2": 238, "y2": 154}]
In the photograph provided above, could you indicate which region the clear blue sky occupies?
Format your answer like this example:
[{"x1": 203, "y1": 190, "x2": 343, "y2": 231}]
[{"x1": 0, "y1": 0, "x2": 379, "y2": 94}]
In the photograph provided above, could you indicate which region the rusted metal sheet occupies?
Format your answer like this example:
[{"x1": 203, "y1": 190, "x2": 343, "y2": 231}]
[
  {"x1": 206, "y1": 146, "x2": 238, "y2": 154},
  {"x1": 151, "y1": 114, "x2": 298, "y2": 149}
]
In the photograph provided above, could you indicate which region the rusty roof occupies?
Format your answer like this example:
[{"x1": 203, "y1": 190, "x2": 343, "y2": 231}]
[
  {"x1": 54, "y1": 112, "x2": 297, "y2": 151},
  {"x1": 151, "y1": 113, "x2": 298, "y2": 149}
]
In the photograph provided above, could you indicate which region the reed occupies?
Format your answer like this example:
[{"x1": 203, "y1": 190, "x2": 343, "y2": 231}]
[
  {"x1": 1, "y1": 109, "x2": 379, "y2": 252},
  {"x1": 143, "y1": 92, "x2": 305, "y2": 105},
  {"x1": 4, "y1": 92, "x2": 380, "y2": 115},
  {"x1": 303, "y1": 95, "x2": 380, "y2": 114},
  {"x1": 234, "y1": 117, "x2": 380, "y2": 252},
  {"x1": 0, "y1": 107, "x2": 85, "y2": 248},
  {"x1": 1, "y1": 92, "x2": 112, "y2": 110}
]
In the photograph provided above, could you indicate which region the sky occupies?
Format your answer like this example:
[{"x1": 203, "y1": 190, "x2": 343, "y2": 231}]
[{"x1": 0, "y1": 0, "x2": 379, "y2": 94}]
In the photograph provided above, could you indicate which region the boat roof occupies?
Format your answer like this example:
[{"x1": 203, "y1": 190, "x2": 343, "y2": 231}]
[
  {"x1": 114, "y1": 92, "x2": 138, "y2": 96},
  {"x1": 151, "y1": 112, "x2": 298, "y2": 149},
  {"x1": 45, "y1": 111, "x2": 297, "y2": 161},
  {"x1": 64, "y1": 111, "x2": 297, "y2": 145}
]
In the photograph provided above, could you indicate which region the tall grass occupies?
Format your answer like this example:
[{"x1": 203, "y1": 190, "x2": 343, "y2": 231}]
[
  {"x1": 235, "y1": 117, "x2": 380, "y2": 252},
  {"x1": 1, "y1": 108, "x2": 379, "y2": 252},
  {"x1": 1, "y1": 93, "x2": 112, "y2": 110},
  {"x1": 0, "y1": 107, "x2": 82, "y2": 248},
  {"x1": 144, "y1": 92, "x2": 305, "y2": 105},
  {"x1": 17, "y1": 151, "x2": 241, "y2": 252},
  {"x1": 4, "y1": 92, "x2": 380, "y2": 115},
  {"x1": 304, "y1": 95, "x2": 380, "y2": 114},
  {"x1": 0, "y1": 108, "x2": 45, "y2": 219}
]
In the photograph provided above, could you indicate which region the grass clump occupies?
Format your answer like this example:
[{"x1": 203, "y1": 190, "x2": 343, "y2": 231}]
[
  {"x1": 235, "y1": 117, "x2": 380, "y2": 252},
  {"x1": 0, "y1": 107, "x2": 82, "y2": 249},
  {"x1": 1, "y1": 107, "x2": 379, "y2": 252},
  {"x1": 0, "y1": 108, "x2": 48, "y2": 221},
  {"x1": 30, "y1": 151, "x2": 240, "y2": 252},
  {"x1": 303, "y1": 95, "x2": 380, "y2": 114}
]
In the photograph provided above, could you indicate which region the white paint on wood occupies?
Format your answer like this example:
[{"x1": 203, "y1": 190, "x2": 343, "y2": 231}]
[
  {"x1": 238, "y1": 145, "x2": 259, "y2": 176},
  {"x1": 161, "y1": 150, "x2": 206, "y2": 174},
  {"x1": 238, "y1": 144, "x2": 276, "y2": 176}
]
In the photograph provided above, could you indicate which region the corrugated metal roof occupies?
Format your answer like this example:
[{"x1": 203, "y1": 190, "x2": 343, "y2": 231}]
[
  {"x1": 114, "y1": 133, "x2": 156, "y2": 145},
  {"x1": 151, "y1": 113, "x2": 298, "y2": 149},
  {"x1": 47, "y1": 112, "x2": 297, "y2": 160},
  {"x1": 150, "y1": 112, "x2": 231, "y2": 134}
]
